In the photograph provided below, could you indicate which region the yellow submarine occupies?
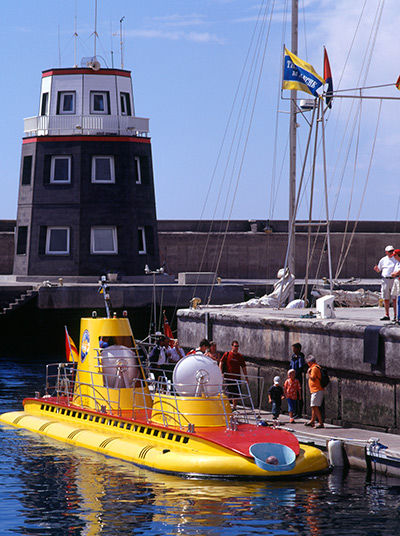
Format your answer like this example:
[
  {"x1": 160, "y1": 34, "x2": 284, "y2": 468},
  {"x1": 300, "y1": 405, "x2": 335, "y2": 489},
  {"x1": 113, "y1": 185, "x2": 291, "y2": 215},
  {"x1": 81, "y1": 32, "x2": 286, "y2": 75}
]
[{"x1": 0, "y1": 281, "x2": 328, "y2": 479}]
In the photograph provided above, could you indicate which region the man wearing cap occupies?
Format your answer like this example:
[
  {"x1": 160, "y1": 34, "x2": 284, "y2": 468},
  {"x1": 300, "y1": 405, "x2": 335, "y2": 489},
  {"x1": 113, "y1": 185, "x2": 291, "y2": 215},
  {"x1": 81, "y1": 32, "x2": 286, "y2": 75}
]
[{"x1": 374, "y1": 245, "x2": 397, "y2": 321}]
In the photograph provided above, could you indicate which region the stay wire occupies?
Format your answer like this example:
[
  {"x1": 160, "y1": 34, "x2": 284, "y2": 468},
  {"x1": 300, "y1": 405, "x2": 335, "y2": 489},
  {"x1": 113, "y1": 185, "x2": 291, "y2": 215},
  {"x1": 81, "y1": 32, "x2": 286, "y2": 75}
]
[
  {"x1": 205, "y1": 0, "x2": 273, "y2": 288},
  {"x1": 189, "y1": 0, "x2": 270, "y2": 304},
  {"x1": 207, "y1": 0, "x2": 277, "y2": 304}
]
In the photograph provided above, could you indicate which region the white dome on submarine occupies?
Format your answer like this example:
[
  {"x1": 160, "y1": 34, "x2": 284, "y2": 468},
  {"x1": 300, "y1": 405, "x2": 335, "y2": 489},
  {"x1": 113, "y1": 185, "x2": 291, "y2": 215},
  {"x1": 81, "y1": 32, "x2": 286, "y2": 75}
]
[{"x1": 173, "y1": 352, "x2": 223, "y2": 397}]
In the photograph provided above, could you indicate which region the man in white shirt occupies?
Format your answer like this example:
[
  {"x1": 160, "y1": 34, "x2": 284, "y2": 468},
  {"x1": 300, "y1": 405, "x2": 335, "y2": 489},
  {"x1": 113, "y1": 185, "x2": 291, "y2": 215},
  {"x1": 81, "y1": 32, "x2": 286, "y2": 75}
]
[
  {"x1": 390, "y1": 249, "x2": 400, "y2": 324},
  {"x1": 374, "y1": 245, "x2": 397, "y2": 321}
]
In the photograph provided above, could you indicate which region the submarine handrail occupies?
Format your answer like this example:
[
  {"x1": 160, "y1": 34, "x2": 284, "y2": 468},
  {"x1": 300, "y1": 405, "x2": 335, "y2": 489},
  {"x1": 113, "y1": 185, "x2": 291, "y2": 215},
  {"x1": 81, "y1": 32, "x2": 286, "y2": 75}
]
[{"x1": 45, "y1": 363, "x2": 262, "y2": 429}]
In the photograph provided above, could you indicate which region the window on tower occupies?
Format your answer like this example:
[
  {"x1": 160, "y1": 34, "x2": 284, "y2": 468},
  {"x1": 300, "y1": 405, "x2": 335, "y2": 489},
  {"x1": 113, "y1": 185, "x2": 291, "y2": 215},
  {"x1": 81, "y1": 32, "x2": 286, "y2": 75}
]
[
  {"x1": 91, "y1": 156, "x2": 115, "y2": 183},
  {"x1": 40, "y1": 92, "x2": 49, "y2": 116},
  {"x1": 91, "y1": 227, "x2": 118, "y2": 254},
  {"x1": 46, "y1": 227, "x2": 70, "y2": 255},
  {"x1": 134, "y1": 157, "x2": 141, "y2": 184},
  {"x1": 50, "y1": 156, "x2": 71, "y2": 183},
  {"x1": 90, "y1": 91, "x2": 110, "y2": 114},
  {"x1": 16, "y1": 226, "x2": 28, "y2": 255},
  {"x1": 57, "y1": 92, "x2": 76, "y2": 114},
  {"x1": 138, "y1": 227, "x2": 146, "y2": 254},
  {"x1": 21, "y1": 155, "x2": 33, "y2": 185}
]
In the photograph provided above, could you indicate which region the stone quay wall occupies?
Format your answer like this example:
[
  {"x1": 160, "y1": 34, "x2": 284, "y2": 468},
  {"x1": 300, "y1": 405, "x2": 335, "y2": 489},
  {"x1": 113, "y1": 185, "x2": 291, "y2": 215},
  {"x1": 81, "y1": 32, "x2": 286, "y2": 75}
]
[
  {"x1": 159, "y1": 230, "x2": 400, "y2": 280},
  {"x1": 177, "y1": 308, "x2": 400, "y2": 433}
]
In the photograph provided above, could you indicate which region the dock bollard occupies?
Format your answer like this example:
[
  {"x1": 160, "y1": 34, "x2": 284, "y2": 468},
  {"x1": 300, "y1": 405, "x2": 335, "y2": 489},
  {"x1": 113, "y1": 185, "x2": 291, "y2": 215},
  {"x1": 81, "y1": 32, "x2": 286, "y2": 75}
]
[{"x1": 328, "y1": 439, "x2": 345, "y2": 467}]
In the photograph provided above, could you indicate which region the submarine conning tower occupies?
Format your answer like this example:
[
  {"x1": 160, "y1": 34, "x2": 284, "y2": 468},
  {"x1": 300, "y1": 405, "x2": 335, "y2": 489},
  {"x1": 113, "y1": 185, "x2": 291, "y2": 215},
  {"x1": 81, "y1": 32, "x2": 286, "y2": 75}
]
[{"x1": 13, "y1": 66, "x2": 160, "y2": 277}]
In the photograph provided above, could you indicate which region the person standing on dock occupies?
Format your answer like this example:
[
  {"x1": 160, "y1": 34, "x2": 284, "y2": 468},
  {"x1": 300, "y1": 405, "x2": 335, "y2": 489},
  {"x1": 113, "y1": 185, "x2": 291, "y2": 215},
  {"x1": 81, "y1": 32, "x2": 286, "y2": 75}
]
[
  {"x1": 268, "y1": 376, "x2": 284, "y2": 425},
  {"x1": 289, "y1": 342, "x2": 307, "y2": 418},
  {"x1": 219, "y1": 341, "x2": 248, "y2": 410},
  {"x1": 284, "y1": 369, "x2": 301, "y2": 424},
  {"x1": 390, "y1": 249, "x2": 400, "y2": 324},
  {"x1": 305, "y1": 355, "x2": 324, "y2": 429},
  {"x1": 374, "y1": 245, "x2": 397, "y2": 321}
]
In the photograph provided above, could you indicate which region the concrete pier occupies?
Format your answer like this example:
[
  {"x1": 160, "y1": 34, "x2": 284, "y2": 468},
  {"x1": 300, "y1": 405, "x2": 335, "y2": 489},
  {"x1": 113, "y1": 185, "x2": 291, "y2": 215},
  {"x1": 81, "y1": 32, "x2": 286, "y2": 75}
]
[{"x1": 177, "y1": 306, "x2": 400, "y2": 433}]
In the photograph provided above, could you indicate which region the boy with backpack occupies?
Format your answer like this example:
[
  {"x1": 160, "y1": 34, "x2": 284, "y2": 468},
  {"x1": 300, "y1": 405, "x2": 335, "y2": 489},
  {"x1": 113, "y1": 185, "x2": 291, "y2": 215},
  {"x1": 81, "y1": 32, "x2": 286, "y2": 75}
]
[{"x1": 304, "y1": 355, "x2": 326, "y2": 429}]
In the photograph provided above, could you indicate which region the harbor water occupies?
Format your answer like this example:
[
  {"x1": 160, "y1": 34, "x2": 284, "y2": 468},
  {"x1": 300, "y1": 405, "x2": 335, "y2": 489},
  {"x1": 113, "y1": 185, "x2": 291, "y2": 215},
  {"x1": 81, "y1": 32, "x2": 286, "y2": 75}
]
[{"x1": 1, "y1": 358, "x2": 400, "y2": 536}]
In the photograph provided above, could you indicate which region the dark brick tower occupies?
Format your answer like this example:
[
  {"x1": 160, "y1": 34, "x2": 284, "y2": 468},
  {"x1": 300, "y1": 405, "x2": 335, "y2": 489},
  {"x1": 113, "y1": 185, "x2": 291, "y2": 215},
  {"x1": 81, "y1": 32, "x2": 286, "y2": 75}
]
[{"x1": 13, "y1": 65, "x2": 159, "y2": 276}]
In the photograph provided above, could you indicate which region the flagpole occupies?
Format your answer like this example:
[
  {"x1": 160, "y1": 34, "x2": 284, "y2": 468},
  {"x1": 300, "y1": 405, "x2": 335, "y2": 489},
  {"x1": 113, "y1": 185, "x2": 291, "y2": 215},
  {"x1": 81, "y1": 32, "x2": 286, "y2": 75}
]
[{"x1": 288, "y1": 0, "x2": 298, "y2": 301}]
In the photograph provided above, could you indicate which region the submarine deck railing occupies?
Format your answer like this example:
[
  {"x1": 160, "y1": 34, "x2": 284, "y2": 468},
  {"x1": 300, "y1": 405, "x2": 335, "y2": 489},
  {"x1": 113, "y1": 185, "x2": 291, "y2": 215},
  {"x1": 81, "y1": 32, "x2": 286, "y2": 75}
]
[{"x1": 45, "y1": 363, "x2": 265, "y2": 432}]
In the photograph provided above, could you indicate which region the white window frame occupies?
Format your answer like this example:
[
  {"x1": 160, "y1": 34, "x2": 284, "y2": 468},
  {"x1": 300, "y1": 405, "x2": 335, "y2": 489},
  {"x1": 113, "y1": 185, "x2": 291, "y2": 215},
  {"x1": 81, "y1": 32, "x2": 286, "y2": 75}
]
[
  {"x1": 91, "y1": 156, "x2": 115, "y2": 183},
  {"x1": 134, "y1": 156, "x2": 141, "y2": 184},
  {"x1": 45, "y1": 227, "x2": 70, "y2": 255},
  {"x1": 120, "y1": 92, "x2": 128, "y2": 115},
  {"x1": 58, "y1": 91, "x2": 75, "y2": 114},
  {"x1": 50, "y1": 156, "x2": 71, "y2": 184},
  {"x1": 91, "y1": 226, "x2": 118, "y2": 255},
  {"x1": 138, "y1": 227, "x2": 146, "y2": 254},
  {"x1": 90, "y1": 91, "x2": 109, "y2": 114}
]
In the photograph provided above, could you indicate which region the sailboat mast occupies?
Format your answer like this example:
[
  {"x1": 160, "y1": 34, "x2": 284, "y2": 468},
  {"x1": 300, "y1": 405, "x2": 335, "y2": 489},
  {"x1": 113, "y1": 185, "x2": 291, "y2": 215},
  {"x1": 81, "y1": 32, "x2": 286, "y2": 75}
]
[{"x1": 288, "y1": 0, "x2": 298, "y2": 300}]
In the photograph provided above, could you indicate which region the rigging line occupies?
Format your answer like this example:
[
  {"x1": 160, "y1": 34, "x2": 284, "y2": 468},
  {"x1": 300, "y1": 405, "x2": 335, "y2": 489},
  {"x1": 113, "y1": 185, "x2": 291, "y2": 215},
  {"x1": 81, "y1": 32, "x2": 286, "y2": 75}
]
[
  {"x1": 300, "y1": 0, "x2": 308, "y2": 61},
  {"x1": 196, "y1": 0, "x2": 268, "y2": 227},
  {"x1": 334, "y1": 97, "x2": 363, "y2": 279},
  {"x1": 191, "y1": 0, "x2": 270, "y2": 300},
  {"x1": 276, "y1": 102, "x2": 318, "y2": 307},
  {"x1": 320, "y1": 100, "x2": 334, "y2": 288},
  {"x1": 332, "y1": 0, "x2": 384, "y2": 276},
  {"x1": 268, "y1": 0, "x2": 289, "y2": 221},
  {"x1": 330, "y1": 103, "x2": 360, "y2": 218},
  {"x1": 336, "y1": 0, "x2": 368, "y2": 91},
  {"x1": 361, "y1": 0, "x2": 385, "y2": 87},
  {"x1": 207, "y1": 0, "x2": 277, "y2": 304},
  {"x1": 95, "y1": 34, "x2": 110, "y2": 67},
  {"x1": 394, "y1": 194, "x2": 400, "y2": 234},
  {"x1": 335, "y1": 99, "x2": 383, "y2": 280},
  {"x1": 270, "y1": 134, "x2": 289, "y2": 215},
  {"x1": 205, "y1": 1, "x2": 273, "y2": 283},
  {"x1": 303, "y1": 99, "x2": 321, "y2": 303},
  {"x1": 328, "y1": 0, "x2": 369, "y2": 182},
  {"x1": 157, "y1": 288, "x2": 164, "y2": 333},
  {"x1": 308, "y1": 1, "x2": 383, "y2": 236}
]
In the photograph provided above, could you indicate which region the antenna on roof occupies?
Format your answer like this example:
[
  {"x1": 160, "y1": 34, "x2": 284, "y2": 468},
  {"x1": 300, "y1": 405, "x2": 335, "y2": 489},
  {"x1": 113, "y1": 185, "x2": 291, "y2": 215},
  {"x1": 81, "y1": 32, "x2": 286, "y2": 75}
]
[
  {"x1": 93, "y1": 0, "x2": 98, "y2": 58},
  {"x1": 120, "y1": 16, "x2": 125, "y2": 69},
  {"x1": 58, "y1": 25, "x2": 61, "y2": 67},
  {"x1": 73, "y1": 0, "x2": 78, "y2": 67}
]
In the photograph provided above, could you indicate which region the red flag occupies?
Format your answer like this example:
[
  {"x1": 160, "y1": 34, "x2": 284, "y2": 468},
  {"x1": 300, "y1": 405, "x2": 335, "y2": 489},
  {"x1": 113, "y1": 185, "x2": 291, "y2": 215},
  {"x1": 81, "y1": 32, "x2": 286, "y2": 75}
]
[
  {"x1": 324, "y1": 48, "x2": 333, "y2": 108},
  {"x1": 65, "y1": 326, "x2": 79, "y2": 363},
  {"x1": 163, "y1": 311, "x2": 174, "y2": 347},
  {"x1": 396, "y1": 76, "x2": 400, "y2": 90}
]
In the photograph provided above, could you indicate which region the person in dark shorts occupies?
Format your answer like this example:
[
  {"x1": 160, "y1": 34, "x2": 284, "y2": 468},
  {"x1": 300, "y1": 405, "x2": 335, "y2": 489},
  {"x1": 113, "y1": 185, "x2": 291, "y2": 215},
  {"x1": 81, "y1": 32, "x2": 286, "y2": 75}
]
[
  {"x1": 290, "y1": 342, "x2": 307, "y2": 418},
  {"x1": 268, "y1": 376, "x2": 284, "y2": 424}
]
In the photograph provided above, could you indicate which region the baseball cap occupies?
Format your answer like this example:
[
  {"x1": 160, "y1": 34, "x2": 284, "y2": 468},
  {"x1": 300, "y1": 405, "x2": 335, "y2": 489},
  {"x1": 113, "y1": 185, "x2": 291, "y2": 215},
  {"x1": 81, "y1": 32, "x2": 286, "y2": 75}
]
[
  {"x1": 394, "y1": 249, "x2": 400, "y2": 256},
  {"x1": 385, "y1": 245, "x2": 395, "y2": 252},
  {"x1": 273, "y1": 376, "x2": 280, "y2": 384}
]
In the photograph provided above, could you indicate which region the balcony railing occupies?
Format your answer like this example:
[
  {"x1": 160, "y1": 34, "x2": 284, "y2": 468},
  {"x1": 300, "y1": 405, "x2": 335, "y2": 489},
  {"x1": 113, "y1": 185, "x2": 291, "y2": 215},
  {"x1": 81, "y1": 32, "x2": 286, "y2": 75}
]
[{"x1": 24, "y1": 114, "x2": 150, "y2": 137}]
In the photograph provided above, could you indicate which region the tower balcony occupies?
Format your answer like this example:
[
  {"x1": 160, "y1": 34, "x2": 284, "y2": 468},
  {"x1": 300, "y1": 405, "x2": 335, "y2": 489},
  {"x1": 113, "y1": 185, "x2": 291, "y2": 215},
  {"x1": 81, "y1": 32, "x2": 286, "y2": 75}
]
[{"x1": 23, "y1": 115, "x2": 149, "y2": 137}]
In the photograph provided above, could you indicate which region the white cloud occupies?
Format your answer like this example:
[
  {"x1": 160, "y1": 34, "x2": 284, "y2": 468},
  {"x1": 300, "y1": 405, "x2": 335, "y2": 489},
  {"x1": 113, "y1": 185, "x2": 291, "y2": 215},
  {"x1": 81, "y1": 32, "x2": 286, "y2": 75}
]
[
  {"x1": 129, "y1": 28, "x2": 225, "y2": 45},
  {"x1": 150, "y1": 14, "x2": 207, "y2": 27}
]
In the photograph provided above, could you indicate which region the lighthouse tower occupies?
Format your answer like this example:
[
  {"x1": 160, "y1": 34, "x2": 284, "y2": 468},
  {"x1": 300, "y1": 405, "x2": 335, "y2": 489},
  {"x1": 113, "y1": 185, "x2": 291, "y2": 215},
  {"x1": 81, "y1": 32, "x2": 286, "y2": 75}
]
[{"x1": 13, "y1": 62, "x2": 159, "y2": 277}]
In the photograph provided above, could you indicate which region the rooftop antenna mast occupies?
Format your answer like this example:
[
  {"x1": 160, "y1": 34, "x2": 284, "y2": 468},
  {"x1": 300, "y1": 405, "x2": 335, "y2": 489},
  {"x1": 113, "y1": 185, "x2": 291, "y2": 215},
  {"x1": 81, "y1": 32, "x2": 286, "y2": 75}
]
[
  {"x1": 93, "y1": 0, "x2": 98, "y2": 58},
  {"x1": 120, "y1": 16, "x2": 125, "y2": 69},
  {"x1": 58, "y1": 25, "x2": 61, "y2": 67},
  {"x1": 73, "y1": 0, "x2": 78, "y2": 67}
]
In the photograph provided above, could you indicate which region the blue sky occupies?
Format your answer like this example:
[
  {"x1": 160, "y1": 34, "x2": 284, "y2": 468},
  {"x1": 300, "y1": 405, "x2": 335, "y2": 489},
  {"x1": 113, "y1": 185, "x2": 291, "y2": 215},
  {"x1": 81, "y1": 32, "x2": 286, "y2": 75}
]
[{"x1": 1, "y1": 0, "x2": 399, "y2": 222}]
